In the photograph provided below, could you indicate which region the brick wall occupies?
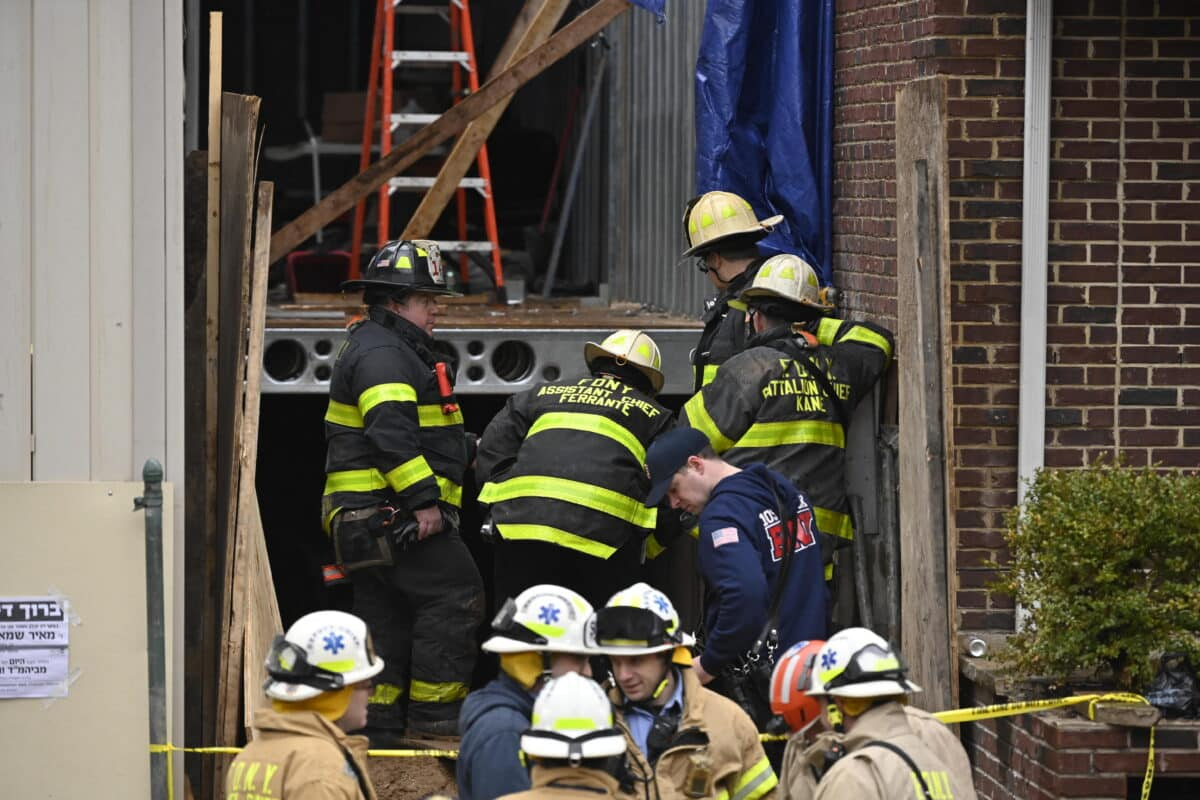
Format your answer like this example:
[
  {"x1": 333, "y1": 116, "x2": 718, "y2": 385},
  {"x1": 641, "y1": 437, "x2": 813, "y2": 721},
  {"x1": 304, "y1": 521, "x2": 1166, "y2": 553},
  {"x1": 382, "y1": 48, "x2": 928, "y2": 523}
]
[
  {"x1": 834, "y1": 0, "x2": 1200, "y2": 634},
  {"x1": 962, "y1": 673, "x2": 1200, "y2": 798}
]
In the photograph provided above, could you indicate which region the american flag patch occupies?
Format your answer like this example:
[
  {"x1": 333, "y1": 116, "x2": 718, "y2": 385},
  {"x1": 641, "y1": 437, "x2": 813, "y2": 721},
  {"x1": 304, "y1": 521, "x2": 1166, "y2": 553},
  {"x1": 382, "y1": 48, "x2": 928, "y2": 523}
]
[{"x1": 711, "y1": 527, "x2": 739, "y2": 548}]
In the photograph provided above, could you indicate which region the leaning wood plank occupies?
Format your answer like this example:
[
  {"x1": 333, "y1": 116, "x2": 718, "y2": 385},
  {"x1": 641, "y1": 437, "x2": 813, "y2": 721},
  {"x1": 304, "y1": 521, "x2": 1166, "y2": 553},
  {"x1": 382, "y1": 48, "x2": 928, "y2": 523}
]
[
  {"x1": 270, "y1": 0, "x2": 630, "y2": 263},
  {"x1": 242, "y1": 499, "x2": 283, "y2": 731},
  {"x1": 239, "y1": 181, "x2": 281, "y2": 729},
  {"x1": 203, "y1": 16, "x2": 223, "y2": 798},
  {"x1": 402, "y1": 0, "x2": 572, "y2": 240},
  {"x1": 181, "y1": 149, "x2": 213, "y2": 794},
  {"x1": 896, "y1": 76, "x2": 955, "y2": 713},
  {"x1": 215, "y1": 92, "x2": 262, "y2": 753}
]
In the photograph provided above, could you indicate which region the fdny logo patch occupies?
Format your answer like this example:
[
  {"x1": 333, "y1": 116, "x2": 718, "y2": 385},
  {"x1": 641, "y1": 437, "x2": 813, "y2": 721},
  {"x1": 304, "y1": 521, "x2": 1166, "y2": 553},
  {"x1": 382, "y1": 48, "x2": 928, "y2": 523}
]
[{"x1": 759, "y1": 502, "x2": 817, "y2": 562}]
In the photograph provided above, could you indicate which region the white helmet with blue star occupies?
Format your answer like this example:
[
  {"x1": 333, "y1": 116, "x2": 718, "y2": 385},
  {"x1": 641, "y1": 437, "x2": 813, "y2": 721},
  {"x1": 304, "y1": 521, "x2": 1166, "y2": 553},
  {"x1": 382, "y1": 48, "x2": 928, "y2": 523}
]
[
  {"x1": 586, "y1": 581, "x2": 696, "y2": 656},
  {"x1": 806, "y1": 627, "x2": 921, "y2": 699},
  {"x1": 264, "y1": 610, "x2": 385, "y2": 702},
  {"x1": 483, "y1": 585, "x2": 595, "y2": 655}
]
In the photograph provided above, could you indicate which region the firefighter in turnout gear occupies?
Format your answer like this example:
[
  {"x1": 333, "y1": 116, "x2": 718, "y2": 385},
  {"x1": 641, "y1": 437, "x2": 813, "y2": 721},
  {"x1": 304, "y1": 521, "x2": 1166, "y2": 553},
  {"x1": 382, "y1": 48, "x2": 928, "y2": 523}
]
[
  {"x1": 497, "y1": 672, "x2": 628, "y2": 800},
  {"x1": 323, "y1": 239, "x2": 484, "y2": 741},
  {"x1": 770, "y1": 636, "x2": 975, "y2": 800},
  {"x1": 225, "y1": 611, "x2": 383, "y2": 800},
  {"x1": 681, "y1": 191, "x2": 784, "y2": 392},
  {"x1": 807, "y1": 629, "x2": 977, "y2": 800},
  {"x1": 458, "y1": 585, "x2": 597, "y2": 800},
  {"x1": 589, "y1": 583, "x2": 779, "y2": 800},
  {"x1": 476, "y1": 330, "x2": 673, "y2": 608},
  {"x1": 680, "y1": 253, "x2": 894, "y2": 547}
]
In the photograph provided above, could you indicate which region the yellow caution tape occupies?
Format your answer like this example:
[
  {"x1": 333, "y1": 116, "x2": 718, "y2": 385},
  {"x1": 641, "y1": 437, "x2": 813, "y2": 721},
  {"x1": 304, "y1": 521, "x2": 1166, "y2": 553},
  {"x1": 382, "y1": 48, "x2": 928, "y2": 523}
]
[
  {"x1": 150, "y1": 743, "x2": 459, "y2": 800},
  {"x1": 151, "y1": 693, "x2": 1156, "y2": 800},
  {"x1": 758, "y1": 693, "x2": 1155, "y2": 799},
  {"x1": 150, "y1": 743, "x2": 457, "y2": 757}
]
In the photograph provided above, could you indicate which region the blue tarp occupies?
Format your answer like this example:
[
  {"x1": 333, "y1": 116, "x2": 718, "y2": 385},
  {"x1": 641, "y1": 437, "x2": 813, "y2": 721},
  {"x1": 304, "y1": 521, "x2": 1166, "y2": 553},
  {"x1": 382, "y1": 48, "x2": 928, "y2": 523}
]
[
  {"x1": 629, "y1": 0, "x2": 665, "y2": 23},
  {"x1": 694, "y1": 0, "x2": 835, "y2": 284}
]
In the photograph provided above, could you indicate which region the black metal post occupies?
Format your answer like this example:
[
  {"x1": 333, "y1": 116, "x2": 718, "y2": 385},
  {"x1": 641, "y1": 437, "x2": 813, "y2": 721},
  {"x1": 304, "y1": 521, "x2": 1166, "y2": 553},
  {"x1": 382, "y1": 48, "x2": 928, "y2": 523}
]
[{"x1": 137, "y1": 459, "x2": 168, "y2": 800}]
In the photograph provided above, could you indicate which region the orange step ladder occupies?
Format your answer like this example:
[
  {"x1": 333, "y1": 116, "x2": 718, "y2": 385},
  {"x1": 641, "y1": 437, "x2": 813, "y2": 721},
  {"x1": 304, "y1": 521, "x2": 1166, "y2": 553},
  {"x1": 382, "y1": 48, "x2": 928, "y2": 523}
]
[{"x1": 351, "y1": 0, "x2": 504, "y2": 294}]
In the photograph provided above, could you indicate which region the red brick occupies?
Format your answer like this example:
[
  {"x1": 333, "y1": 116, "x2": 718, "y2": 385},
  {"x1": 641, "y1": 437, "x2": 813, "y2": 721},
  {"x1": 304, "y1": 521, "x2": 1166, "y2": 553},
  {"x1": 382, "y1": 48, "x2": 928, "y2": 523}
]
[
  {"x1": 1123, "y1": 182, "x2": 1180, "y2": 200},
  {"x1": 1152, "y1": 448, "x2": 1200, "y2": 467},
  {"x1": 1125, "y1": 222, "x2": 1184, "y2": 241},
  {"x1": 1119, "y1": 429, "x2": 1180, "y2": 447},
  {"x1": 1122, "y1": 307, "x2": 1181, "y2": 325},
  {"x1": 1053, "y1": 775, "x2": 1127, "y2": 797},
  {"x1": 1047, "y1": 723, "x2": 1130, "y2": 750}
]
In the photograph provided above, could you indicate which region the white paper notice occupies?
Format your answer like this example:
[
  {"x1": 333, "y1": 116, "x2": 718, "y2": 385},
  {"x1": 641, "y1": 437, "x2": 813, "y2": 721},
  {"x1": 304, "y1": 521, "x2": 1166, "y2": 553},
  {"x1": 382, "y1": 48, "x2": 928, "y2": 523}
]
[{"x1": 0, "y1": 597, "x2": 69, "y2": 698}]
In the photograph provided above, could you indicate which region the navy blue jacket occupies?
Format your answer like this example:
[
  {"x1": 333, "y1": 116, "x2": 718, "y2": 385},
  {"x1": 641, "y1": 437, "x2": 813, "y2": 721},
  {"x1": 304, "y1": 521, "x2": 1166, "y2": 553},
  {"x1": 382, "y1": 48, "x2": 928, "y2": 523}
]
[
  {"x1": 457, "y1": 673, "x2": 533, "y2": 800},
  {"x1": 697, "y1": 463, "x2": 828, "y2": 675}
]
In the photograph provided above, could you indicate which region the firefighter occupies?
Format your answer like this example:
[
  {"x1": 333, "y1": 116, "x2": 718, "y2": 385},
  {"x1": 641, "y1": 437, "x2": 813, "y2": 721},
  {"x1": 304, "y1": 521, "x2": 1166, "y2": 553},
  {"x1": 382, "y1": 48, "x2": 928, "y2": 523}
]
[
  {"x1": 807, "y1": 629, "x2": 978, "y2": 800},
  {"x1": 497, "y1": 672, "x2": 629, "y2": 800},
  {"x1": 770, "y1": 636, "x2": 976, "y2": 800},
  {"x1": 476, "y1": 329, "x2": 673, "y2": 608},
  {"x1": 226, "y1": 610, "x2": 382, "y2": 800},
  {"x1": 458, "y1": 585, "x2": 597, "y2": 800},
  {"x1": 642, "y1": 428, "x2": 828, "y2": 692},
  {"x1": 681, "y1": 190, "x2": 783, "y2": 391},
  {"x1": 322, "y1": 239, "x2": 484, "y2": 741},
  {"x1": 680, "y1": 252, "x2": 894, "y2": 550},
  {"x1": 590, "y1": 583, "x2": 779, "y2": 800}
]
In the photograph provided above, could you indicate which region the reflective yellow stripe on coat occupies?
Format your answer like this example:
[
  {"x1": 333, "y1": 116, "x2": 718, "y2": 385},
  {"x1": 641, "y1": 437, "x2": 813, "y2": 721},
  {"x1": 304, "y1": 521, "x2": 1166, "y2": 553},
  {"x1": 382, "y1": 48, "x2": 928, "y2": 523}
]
[
  {"x1": 730, "y1": 756, "x2": 777, "y2": 800},
  {"x1": 730, "y1": 419, "x2": 845, "y2": 450},
  {"x1": 408, "y1": 679, "x2": 468, "y2": 704},
  {"x1": 385, "y1": 456, "x2": 435, "y2": 493},
  {"x1": 358, "y1": 382, "x2": 417, "y2": 416},
  {"x1": 682, "y1": 393, "x2": 736, "y2": 452},
  {"x1": 527, "y1": 411, "x2": 648, "y2": 464},
  {"x1": 479, "y1": 476, "x2": 657, "y2": 528},
  {"x1": 494, "y1": 523, "x2": 619, "y2": 559}
]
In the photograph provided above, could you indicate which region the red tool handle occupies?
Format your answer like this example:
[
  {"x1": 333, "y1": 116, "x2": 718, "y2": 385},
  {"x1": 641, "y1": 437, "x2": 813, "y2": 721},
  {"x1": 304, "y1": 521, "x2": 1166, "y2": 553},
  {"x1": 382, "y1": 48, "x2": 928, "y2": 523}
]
[{"x1": 435, "y1": 363, "x2": 459, "y2": 414}]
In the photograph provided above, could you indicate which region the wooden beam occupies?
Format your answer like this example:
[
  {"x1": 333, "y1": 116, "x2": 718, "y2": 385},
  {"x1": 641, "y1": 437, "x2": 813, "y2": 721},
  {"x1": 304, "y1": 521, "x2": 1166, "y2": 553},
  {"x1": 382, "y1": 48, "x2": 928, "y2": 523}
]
[
  {"x1": 489, "y1": 0, "x2": 548, "y2": 83},
  {"x1": 201, "y1": 16, "x2": 222, "y2": 800},
  {"x1": 270, "y1": 0, "x2": 630, "y2": 263},
  {"x1": 214, "y1": 92, "x2": 262, "y2": 755},
  {"x1": 181, "y1": 148, "x2": 210, "y2": 800},
  {"x1": 402, "y1": 0, "x2": 571, "y2": 240},
  {"x1": 896, "y1": 76, "x2": 955, "y2": 713}
]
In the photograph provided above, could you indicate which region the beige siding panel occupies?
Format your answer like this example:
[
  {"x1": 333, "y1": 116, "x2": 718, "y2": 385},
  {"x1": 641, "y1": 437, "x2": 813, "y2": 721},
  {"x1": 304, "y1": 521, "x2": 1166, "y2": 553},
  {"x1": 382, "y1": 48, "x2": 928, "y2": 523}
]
[
  {"x1": 32, "y1": 0, "x2": 92, "y2": 480},
  {"x1": 0, "y1": 2, "x2": 33, "y2": 480},
  {"x1": 89, "y1": 0, "x2": 134, "y2": 479},
  {"x1": 131, "y1": 0, "x2": 186, "y2": 494}
]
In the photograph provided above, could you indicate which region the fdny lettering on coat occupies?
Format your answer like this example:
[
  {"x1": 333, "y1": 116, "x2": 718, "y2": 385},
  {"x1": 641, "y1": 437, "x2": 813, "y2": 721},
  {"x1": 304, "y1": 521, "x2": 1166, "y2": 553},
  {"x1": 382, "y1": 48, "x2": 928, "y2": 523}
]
[
  {"x1": 226, "y1": 760, "x2": 281, "y2": 799},
  {"x1": 536, "y1": 377, "x2": 663, "y2": 419},
  {"x1": 758, "y1": 503, "x2": 817, "y2": 562},
  {"x1": 760, "y1": 359, "x2": 851, "y2": 412}
]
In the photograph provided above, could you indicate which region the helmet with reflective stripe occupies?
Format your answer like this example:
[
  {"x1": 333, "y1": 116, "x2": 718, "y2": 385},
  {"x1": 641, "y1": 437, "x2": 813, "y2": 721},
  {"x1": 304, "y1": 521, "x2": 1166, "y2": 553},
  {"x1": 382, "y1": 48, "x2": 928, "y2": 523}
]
[
  {"x1": 583, "y1": 329, "x2": 665, "y2": 394},
  {"x1": 770, "y1": 639, "x2": 825, "y2": 733},
  {"x1": 342, "y1": 239, "x2": 461, "y2": 297},
  {"x1": 586, "y1": 582, "x2": 695, "y2": 656},
  {"x1": 520, "y1": 672, "x2": 626, "y2": 765},
  {"x1": 740, "y1": 253, "x2": 833, "y2": 312},
  {"x1": 807, "y1": 627, "x2": 921, "y2": 699},
  {"x1": 264, "y1": 610, "x2": 385, "y2": 702},
  {"x1": 482, "y1": 584, "x2": 595, "y2": 655},
  {"x1": 681, "y1": 190, "x2": 783, "y2": 258}
]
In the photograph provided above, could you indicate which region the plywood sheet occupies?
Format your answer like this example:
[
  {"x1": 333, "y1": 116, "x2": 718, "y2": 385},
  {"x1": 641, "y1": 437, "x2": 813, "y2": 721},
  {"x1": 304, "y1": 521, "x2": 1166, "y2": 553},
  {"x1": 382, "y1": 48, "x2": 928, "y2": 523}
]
[{"x1": 0, "y1": 481, "x2": 176, "y2": 798}]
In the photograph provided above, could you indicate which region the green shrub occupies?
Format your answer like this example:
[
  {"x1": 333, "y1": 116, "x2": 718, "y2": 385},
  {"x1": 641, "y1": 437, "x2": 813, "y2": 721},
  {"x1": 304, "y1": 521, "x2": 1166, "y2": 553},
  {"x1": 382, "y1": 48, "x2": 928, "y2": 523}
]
[{"x1": 997, "y1": 459, "x2": 1200, "y2": 691}]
